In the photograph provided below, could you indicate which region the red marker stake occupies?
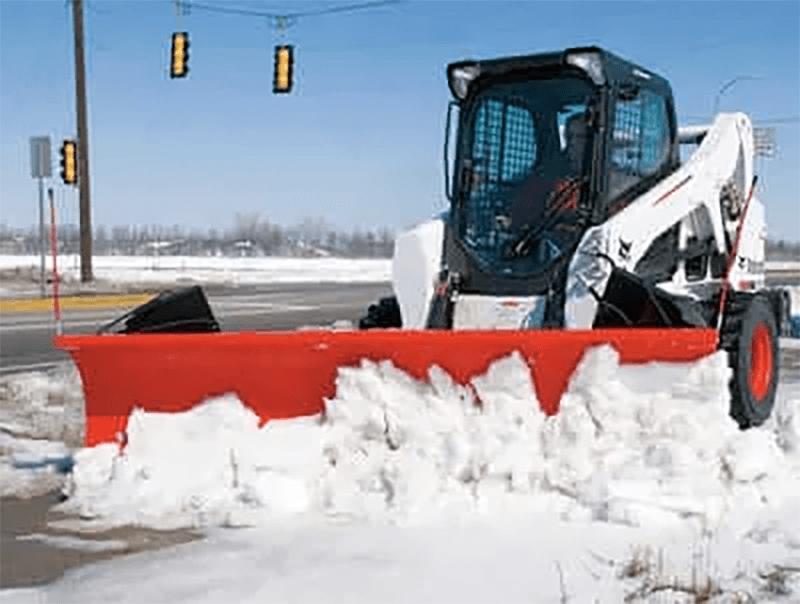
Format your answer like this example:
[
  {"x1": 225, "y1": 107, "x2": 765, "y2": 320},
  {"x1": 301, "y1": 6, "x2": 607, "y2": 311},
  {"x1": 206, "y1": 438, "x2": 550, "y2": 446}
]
[{"x1": 48, "y1": 189, "x2": 62, "y2": 335}]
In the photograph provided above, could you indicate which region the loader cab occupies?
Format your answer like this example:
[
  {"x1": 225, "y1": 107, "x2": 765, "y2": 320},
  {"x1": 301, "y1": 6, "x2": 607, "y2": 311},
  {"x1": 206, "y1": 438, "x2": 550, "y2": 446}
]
[{"x1": 443, "y1": 46, "x2": 679, "y2": 298}]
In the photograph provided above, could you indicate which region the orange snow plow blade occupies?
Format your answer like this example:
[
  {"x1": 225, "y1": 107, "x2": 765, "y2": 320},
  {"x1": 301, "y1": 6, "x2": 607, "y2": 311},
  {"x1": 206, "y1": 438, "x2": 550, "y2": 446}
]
[{"x1": 54, "y1": 328, "x2": 718, "y2": 447}]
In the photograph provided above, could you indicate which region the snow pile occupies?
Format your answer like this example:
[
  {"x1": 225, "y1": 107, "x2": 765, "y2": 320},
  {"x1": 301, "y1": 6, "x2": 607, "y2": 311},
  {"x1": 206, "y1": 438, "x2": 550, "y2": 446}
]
[
  {"x1": 321, "y1": 348, "x2": 800, "y2": 533},
  {"x1": 0, "y1": 366, "x2": 83, "y2": 444},
  {"x1": 0, "y1": 434, "x2": 72, "y2": 498},
  {"x1": 60, "y1": 398, "x2": 326, "y2": 529},
  {"x1": 0, "y1": 366, "x2": 83, "y2": 498},
  {"x1": 59, "y1": 346, "x2": 800, "y2": 542}
]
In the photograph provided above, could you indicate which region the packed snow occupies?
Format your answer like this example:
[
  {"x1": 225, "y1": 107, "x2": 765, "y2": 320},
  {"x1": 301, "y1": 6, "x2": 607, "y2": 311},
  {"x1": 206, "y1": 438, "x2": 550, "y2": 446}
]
[
  {"x1": 2, "y1": 343, "x2": 800, "y2": 602},
  {"x1": 0, "y1": 366, "x2": 83, "y2": 499},
  {"x1": 14, "y1": 534, "x2": 128, "y2": 553},
  {"x1": 10, "y1": 509, "x2": 800, "y2": 604}
]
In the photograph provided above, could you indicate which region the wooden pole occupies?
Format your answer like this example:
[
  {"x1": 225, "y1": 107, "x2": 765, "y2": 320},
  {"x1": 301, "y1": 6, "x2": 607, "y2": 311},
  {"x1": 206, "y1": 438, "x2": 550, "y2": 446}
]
[{"x1": 72, "y1": 0, "x2": 93, "y2": 282}]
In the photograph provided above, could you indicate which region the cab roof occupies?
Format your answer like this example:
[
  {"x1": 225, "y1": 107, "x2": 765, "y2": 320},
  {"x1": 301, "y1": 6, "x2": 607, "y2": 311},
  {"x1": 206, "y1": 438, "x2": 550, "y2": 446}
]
[{"x1": 447, "y1": 46, "x2": 673, "y2": 102}]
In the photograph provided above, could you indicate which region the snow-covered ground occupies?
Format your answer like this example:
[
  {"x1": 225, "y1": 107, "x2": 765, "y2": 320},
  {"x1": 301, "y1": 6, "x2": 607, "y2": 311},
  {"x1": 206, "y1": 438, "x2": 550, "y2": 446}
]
[
  {"x1": 2, "y1": 254, "x2": 799, "y2": 601},
  {"x1": 0, "y1": 255, "x2": 392, "y2": 297},
  {"x1": 2, "y1": 345, "x2": 799, "y2": 602}
]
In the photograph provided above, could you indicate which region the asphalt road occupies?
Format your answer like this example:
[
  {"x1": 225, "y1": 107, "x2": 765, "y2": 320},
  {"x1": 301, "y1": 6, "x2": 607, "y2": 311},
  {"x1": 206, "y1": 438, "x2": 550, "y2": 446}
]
[
  {"x1": 0, "y1": 282, "x2": 394, "y2": 375},
  {"x1": 1, "y1": 270, "x2": 797, "y2": 375}
]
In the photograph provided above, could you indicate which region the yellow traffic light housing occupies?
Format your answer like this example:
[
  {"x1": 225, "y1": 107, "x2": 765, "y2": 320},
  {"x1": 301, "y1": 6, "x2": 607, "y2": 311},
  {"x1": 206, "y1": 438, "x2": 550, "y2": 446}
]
[
  {"x1": 60, "y1": 140, "x2": 77, "y2": 186},
  {"x1": 171, "y1": 32, "x2": 190, "y2": 78},
  {"x1": 273, "y1": 45, "x2": 294, "y2": 94}
]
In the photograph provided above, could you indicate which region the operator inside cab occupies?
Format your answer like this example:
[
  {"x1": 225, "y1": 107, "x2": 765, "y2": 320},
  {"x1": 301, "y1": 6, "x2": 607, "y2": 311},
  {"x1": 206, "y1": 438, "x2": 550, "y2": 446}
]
[
  {"x1": 550, "y1": 111, "x2": 590, "y2": 210},
  {"x1": 456, "y1": 73, "x2": 596, "y2": 274},
  {"x1": 509, "y1": 109, "x2": 590, "y2": 232}
]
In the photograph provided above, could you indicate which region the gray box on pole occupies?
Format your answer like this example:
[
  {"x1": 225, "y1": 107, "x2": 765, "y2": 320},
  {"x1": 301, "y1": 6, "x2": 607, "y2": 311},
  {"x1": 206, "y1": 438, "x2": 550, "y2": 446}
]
[{"x1": 30, "y1": 136, "x2": 52, "y2": 178}]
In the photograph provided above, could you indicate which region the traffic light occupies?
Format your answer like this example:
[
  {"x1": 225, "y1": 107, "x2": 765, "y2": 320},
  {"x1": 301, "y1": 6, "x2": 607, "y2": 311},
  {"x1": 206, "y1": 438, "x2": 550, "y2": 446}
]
[
  {"x1": 60, "y1": 140, "x2": 77, "y2": 185},
  {"x1": 273, "y1": 45, "x2": 294, "y2": 94},
  {"x1": 170, "y1": 32, "x2": 190, "y2": 78}
]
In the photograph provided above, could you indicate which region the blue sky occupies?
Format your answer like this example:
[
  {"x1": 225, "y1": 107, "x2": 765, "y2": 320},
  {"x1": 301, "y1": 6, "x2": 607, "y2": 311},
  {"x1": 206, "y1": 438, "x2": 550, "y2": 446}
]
[{"x1": 1, "y1": 0, "x2": 798, "y2": 241}]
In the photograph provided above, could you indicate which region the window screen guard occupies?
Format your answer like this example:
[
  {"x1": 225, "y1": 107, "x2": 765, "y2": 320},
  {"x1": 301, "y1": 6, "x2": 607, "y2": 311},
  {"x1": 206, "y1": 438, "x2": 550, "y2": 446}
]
[
  {"x1": 464, "y1": 97, "x2": 537, "y2": 256},
  {"x1": 609, "y1": 88, "x2": 669, "y2": 199},
  {"x1": 455, "y1": 76, "x2": 596, "y2": 275}
]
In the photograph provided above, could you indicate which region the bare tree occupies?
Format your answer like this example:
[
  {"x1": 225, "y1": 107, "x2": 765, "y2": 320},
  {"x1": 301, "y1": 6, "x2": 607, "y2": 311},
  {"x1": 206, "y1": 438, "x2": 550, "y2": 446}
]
[
  {"x1": 365, "y1": 231, "x2": 376, "y2": 257},
  {"x1": 233, "y1": 212, "x2": 260, "y2": 243},
  {"x1": 94, "y1": 225, "x2": 108, "y2": 254},
  {"x1": 349, "y1": 227, "x2": 367, "y2": 257},
  {"x1": 5, "y1": 213, "x2": 409, "y2": 258},
  {"x1": 378, "y1": 226, "x2": 395, "y2": 258}
]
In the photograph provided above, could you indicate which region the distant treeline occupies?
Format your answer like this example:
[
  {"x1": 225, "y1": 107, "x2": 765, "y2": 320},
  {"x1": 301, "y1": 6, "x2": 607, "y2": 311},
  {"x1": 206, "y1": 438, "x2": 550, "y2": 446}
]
[
  {"x1": 1, "y1": 216, "x2": 798, "y2": 261},
  {"x1": 766, "y1": 239, "x2": 800, "y2": 262},
  {"x1": 0, "y1": 214, "x2": 395, "y2": 259}
]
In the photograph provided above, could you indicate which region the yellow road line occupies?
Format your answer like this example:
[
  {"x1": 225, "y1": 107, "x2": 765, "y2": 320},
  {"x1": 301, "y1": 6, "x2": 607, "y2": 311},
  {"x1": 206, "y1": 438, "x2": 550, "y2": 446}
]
[{"x1": 0, "y1": 293, "x2": 154, "y2": 313}]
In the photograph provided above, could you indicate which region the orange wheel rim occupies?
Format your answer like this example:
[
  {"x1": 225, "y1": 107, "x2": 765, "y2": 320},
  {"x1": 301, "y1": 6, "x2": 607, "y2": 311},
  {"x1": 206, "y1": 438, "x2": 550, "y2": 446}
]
[{"x1": 749, "y1": 322, "x2": 773, "y2": 402}]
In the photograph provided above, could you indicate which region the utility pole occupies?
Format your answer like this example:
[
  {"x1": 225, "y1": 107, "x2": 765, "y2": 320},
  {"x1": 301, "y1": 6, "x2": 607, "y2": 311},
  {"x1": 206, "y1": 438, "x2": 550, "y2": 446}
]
[{"x1": 72, "y1": 0, "x2": 93, "y2": 281}]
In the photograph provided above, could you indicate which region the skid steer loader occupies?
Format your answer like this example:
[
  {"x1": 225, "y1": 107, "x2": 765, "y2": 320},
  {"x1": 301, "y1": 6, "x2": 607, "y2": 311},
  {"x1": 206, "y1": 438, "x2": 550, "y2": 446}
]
[
  {"x1": 55, "y1": 46, "x2": 791, "y2": 447},
  {"x1": 360, "y1": 45, "x2": 791, "y2": 430}
]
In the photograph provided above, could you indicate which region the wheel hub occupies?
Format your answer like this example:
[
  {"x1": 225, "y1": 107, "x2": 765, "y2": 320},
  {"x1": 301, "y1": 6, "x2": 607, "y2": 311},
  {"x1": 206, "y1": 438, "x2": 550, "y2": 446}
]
[{"x1": 749, "y1": 322, "x2": 773, "y2": 402}]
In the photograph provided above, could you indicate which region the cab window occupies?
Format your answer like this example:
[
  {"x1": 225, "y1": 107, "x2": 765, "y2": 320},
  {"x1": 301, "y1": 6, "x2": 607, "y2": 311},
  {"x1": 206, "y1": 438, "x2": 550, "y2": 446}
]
[{"x1": 608, "y1": 88, "x2": 670, "y2": 201}]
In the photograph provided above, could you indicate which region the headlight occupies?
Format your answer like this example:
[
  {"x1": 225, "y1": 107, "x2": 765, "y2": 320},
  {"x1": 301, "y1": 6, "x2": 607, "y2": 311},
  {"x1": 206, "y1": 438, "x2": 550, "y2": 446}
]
[
  {"x1": 566, "y1": 52, "x2": 605, "y2": 86},
  {"x1": 449, "y1": 65, "x2": 481, "y2": 100}
]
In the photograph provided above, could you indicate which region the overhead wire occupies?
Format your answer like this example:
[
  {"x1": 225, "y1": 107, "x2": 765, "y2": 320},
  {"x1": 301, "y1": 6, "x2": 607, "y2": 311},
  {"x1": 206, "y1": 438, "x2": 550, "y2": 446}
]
[
  {"x1": 681, "y1": 115, "x2": 799, "y2": 125},
  {"x1": 174, "y1": 0, "x2": 401, "y2": 21},
  {"x1": 754, "y1": 117, "x2": 799, "y2": 124}
]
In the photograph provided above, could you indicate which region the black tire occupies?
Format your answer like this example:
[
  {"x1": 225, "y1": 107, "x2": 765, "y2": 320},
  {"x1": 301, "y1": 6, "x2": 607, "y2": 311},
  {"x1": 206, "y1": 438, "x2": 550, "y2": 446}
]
[
  {"x1": 358, "y1": 296, "x2": 402, "y2": 329},
  {"x1": 725, "y1": 295, "x2": 780, "y2": 429}
]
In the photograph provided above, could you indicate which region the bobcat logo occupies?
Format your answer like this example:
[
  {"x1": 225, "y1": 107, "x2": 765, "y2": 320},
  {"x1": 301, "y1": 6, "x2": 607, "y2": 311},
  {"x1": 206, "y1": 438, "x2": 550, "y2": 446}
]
[
  {"x1": 738, "y1": 256, "x2": 764, "y2": 274},
  {"x1": 619, "y1": 238, "x2": 632, "y2": 261}
]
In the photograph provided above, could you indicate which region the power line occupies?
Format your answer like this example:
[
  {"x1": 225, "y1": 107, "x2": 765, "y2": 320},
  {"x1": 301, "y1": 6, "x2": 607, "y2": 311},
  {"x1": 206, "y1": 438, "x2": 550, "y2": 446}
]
[
  {"x1": 284, "y1": 0, "x2": 401, "y2": 18},
  {"x1": 681, "y1": 115, "x2": 799, "y2": 125},
  {"x1": 178, "y1": 1, "x2": 274, "y2": 18},
  {"x1": 176, "y1": 0, "x2": 402, "y2": 29},
  {"x1": 755, "y1": 117, "x2": 800, "y2": 125}
]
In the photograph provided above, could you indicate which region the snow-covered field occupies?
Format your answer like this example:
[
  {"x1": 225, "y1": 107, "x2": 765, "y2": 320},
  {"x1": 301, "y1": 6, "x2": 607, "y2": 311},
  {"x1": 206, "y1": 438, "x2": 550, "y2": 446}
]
[
  {"x1": 0, "y1": 255, "x2": 392, "y2": 296},
  {"x1": 2, "y1": 345, "x2": 800, "y2": 602},
  {"x1": 1, "y1": 254, "x2": 797, "y2": 294},
  {"x1": 767, "y1": 261, "x2": 800, "y2": 272}
]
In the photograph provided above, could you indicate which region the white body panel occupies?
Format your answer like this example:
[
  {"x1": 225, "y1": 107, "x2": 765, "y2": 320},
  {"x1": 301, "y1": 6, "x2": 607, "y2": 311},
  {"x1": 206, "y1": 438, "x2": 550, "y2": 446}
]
[
  {"x1": 452, "y1": 295, "x2": 545, "y2": 330},
  {"x1": 391, "y1": 219, "x2": 444, "y2": 329},
  {"x1": 609, "y1": 113, "x2": 755, "y2": 270},
  {"x1": 728, "y1": 199, "x2": 767, "y2": 291},
  {"x1": 564, "y1": 226, "x2": 612, "y2": 329},
  {"x1": 564, "y1": 112, "x2": 766, "y2": 328}
]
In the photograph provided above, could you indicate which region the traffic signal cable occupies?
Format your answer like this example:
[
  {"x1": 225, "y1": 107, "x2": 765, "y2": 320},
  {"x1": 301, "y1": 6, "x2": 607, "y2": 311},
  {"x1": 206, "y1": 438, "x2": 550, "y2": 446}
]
[{"x1": 174, "y1": 0, "x2": 402, "y2": 32}]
